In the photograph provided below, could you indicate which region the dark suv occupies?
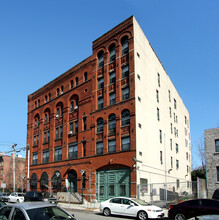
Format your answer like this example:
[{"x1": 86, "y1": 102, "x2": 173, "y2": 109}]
[
  {"x1": 24, "y1": 191, "x2": 43, "y2": 202},
  {"x1": 212, "y1": 188, "x2": 219, "y2": 200},
  {"x1": 24, "y1": 191, "x2": 59, "y2": 204}
]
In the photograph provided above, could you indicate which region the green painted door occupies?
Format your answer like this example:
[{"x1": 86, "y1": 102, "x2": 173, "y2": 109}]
[{"x1": 96, "y1": 168, "x2": 130, "y2": 201}]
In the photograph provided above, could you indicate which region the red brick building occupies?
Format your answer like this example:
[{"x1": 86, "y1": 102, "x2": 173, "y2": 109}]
[
  {"x1": 0, "y1": 154, "x2": 25, "y2": 192},
  {"x1": 26, "y1": 16, "x2": 191, "y2": 202}
]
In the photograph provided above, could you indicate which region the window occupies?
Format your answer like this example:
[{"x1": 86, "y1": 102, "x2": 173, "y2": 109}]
[
  {"x1": 45, "y1": 95, "x2": 48, "y2": 103},
  {"x1": 121, "y1": 36, "x2": 129, "y2": 55},
  {"x1": 215, "y1": 140, "x2": 219, "y2": 152},
  {"x1": 70, "y1": 101, "x2": 74, "y2": 112},
  {"x1": 44, "y1": 132, "x2": 47, "y2": 143},
  {"x1": 120, "y1": 185, "x2": 126, "y2": 196},
  {"x1": 12, "y1": 208, "x2": 26, "y2": 220},
  {"x1": 160, "y1": 151, "x2": 163, "y2": 164},
  {"x1": 43, "y1": 150, "x2": 49, "y2": 164},
  {"x1": 97, "y1": 118, "x2": 103, "y2": 133},
  {"x1": 176, "y1": 143, "x2": 179, "y2": 153},
  {"x1": 57, "y1": 88, "x2": 60, "y2": 97},
  {"x1": 108, "y1": 139, "x2": 116, "y2": 153},
  {"x1": 176, "y1": 160, "x2": 179, "y2": 169},
  {"x1": 156, "y1": 90, "x2": 159, "y2": 103},
  {"x1": 33, "y1": 135, "x2": 39, "y2": 146},
  {"x1": 140, "y1": 178, "x2": 148, "y2": 193},
  {"x1": 186, "y1": 152, "x2": 189, "y2": 160},
  {"x1": 98, "y1": 97, "x2": 104, "y2": 110},
  {"x1": 158, "y1": 73, "x2": 160, "y2": 87},
  {"x1": 174, "y1": 99, "x2": 177, "y2": 109},
  {"x1": 96, "y1": 142, "x2": 103, "y2": 155},
  {"x1": 54, "y1": 147, "x2": 62, "y2": 161},
  {"x1": 159, "y1": 130, "x2": 162, "y2": 143},
  {"x1": 170, "y1": 139, "x2": 172, "y2": 150},
  {"x1": 121, "y1": 110, "x2": 130, "y2": 126},
  {"x1": 48, "y1": 93, "x2": 51, "y2": 101},
  {"x1": 110, "y1": 92, "x2": 116, "y2": 105},
  {"x1": 109, "y1": 114, "x2": 116, "y2": 134},
  {"x1": 110, "y1": 71, "x2": 116, "y2": 84},
  {"x1": 157, "y1": 108, "x2": 160, "y2": 121},
  {"x1": 69, "y1": 122, "x2": 73, "y2": 134},
  {"x1": 109, "y1": 44, "x2": 116, "y2": 62},
  {"x1": 98, "y1": 50, "x2": 104, "y2": 69},
  {"x1": 168, "y1": 90, "x2": 171, "y2": 102},
  {"x1": 122, "y1": 136, "x2": 130, "y2": 151},
  {"x1": 38, "y1": 99, "x2": 40, "y2": 107},
  {"x1": 171, "y1": 123, "x2": 173, "y2": 134},
  {"x1": 84, "y1": 72, "x2": 88, "y2": 82},
  {"x1": 70, "y1": 80, "x2": 74, "y2": 89},
  {"x1": 61, "y1": 85, "x2": 64, "y2": 94},
  {"x1": 44, "y1": 114, "x2": 48, "y2": 124},
  {"x1": 98, "y1": 77, "x2": 104, "y2": 89},
  {"x1": 56, "y1": 128, "x2": 59, "y2": 139},
  {"x1": 60, "y1": 126, "x2": 63, "y2": 138},
  {"x1": 75, "y1": 121, "x2": 78, "y2": 134},
  {"x1": 83, "y1": 117, "x2": 87, "y2": 131},
  {"x1": 169, "y1": 107, "x2": 172, "y2": 118},
  {"x1": 109, "y1": 185, "x2": 115, "y2": 196},
  {"x1": 83, "y1": 141, "x2": 86, "y2": 157},
  {"x1": 177, "y1": 179, "x2": 180, "y2": 189},
  {"x1": 122, "y1": 65, "x2": 129, "y2": 78},
  {"x1": 75, "y1": 77, "x2": 79, "y2": 86},
  {"x1": 69, "y1": 143, "x2": 78, "y2": 159},
  {"x1": 32, "y1": 153, "x2": 38, "y2": 165},
  {"x1": 171, "y1": 157, "x2": 173, "y2": 168},
  {"x1": 122, "y1": 87, "x2": 129, "y2": 100}
]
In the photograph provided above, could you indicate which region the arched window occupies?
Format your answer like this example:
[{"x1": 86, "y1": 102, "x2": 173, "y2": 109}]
[
  {"x1": 56, "y1": 103, "x2": 63, "y2": 118},
  {"x1": 45, "y1": 95, "x2": 48, "y2": 103},
  {"x1": 121, "y1": 36, "x2": 129, "y2": 55},
  {"x1": 44, "y1": 109, "x2": 50, "y2": 124},
  {"x1": 109, "y1": 44, "x2": 116, "y2": 62},
  {"x1": 57, "y1": 88, "x2": 60, "y2": 97},
  {"x1": 61, "y1": 85, "x2": 64, "y2": 94},
  {"x1": 30, "y1": 173, "x2": 37, "y2": 189},
  {"x1": 108, "y1": 114, "x2": 116, "y2": 134},
  {"x1": 70, "y1": 101, "x2": 74, "y2": 112},
  {"x1": 40, "y1": 172, "x2": 48, "y2": 189},
  {"x1": 34, "y1": 114, "x2": 40, "y2": 128},
  {"x1": 122, "y1": 110, "x2": 130, "y2": 126},
  {"x1": 97, "y1": 118, "x2": 103, "y2": 133},
  {"x1": 48, "y1": 93, "x2": 51, "y2": 101},
  {"x1": 52, "y1": 171, "x2": 61, "y2": 192},
  {"x1": 84, "y1": 72, "x2": 88, "y2": 82},
  {"x1": 98, "y1": 50, "x2": 104, "y2": 69},
  {"x1": 70, "y1": 80, "x2": 74, "y2": 89},
  {"x1": 75, "y1": 77, "x2": 79, "y2": 86}
]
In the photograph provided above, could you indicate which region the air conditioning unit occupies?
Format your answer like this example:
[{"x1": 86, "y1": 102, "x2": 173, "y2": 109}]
[
  {"x1": 74, "y1": 106, "x2": 78, "y2": 110},
  {"x1": 69, "y1": 131, "x2": 73, "y2": 135}
]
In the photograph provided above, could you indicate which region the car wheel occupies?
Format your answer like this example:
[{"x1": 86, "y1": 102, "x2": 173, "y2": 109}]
[
  {"x1": 137, "y1": 211, "x2": 148, "y2": 220},
  {"x1": 174, "y1": 213, "x2": 186, "y2": 220},
  {"x1": 103, "y1": 208, "x2": 111, "y2": 216}
]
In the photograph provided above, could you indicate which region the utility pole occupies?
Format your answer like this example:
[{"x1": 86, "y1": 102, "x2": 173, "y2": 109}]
[
  {"x1": 11, "y1": 144, "x2": 17, "y2": 192},
  {"x1": 27, "y1": 144, "x2": 30, "y2": 191}
]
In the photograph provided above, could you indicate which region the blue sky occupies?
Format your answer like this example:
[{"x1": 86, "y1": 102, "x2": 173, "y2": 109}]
[{"x1": 0, "y1": 0, "x2": 218, "y2": 168}]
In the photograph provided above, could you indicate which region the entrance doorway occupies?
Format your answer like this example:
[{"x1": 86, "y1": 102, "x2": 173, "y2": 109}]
[{"x1": 68, "y1": 169, "x2": 77, "y2": 193}]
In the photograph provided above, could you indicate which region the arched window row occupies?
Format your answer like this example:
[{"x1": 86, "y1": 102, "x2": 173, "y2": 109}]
[
  {"x1": 96, "y1": 109, "x2": 130, "y2": 134},
  {"x1": 97, "y1": 35, "x2": 129, "y2": 69}
]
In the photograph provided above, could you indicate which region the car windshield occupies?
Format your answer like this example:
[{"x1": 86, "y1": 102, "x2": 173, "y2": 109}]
[
  {"x1": 132, "y1": 198, "x2": 149, "y2": 206},
  {"x1": 27, "y1": 206, "x2": 74, "y2": 220}
]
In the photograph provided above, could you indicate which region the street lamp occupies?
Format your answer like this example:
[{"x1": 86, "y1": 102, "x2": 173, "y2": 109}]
[{"x1": 80, "y1": 170, "x2": 85, "y2": 204}]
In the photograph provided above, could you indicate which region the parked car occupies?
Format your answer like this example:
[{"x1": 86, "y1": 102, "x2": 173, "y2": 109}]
[
  {"x1": 212, "y1": 188, "x2": 219, "y2": 200},
  {"x1": 0, "y1": 193, "x2": 9, "y2": 202},
  {"x1": 0, "y1": 201, "x2": 76, "y2": 220},
  {"x1": 8, "y1": 193, "x2": 24, "y2": 203},
  {"x1": 24, "y1": 191, "x2": 59, "y2": 204},
  {"x1": 0, "y1": 201, "x2": 6, "y2": 208},
  {"x1": 168, "y1": 199, "x2": 219, "y2": 220},
  {"x1": 99, "y1": 197, "x2": 164, "y2": 220}
]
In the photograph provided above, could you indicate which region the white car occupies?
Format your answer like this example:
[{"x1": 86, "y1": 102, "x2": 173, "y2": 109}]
[
  {"x1": 8, "y1": 193, "x2": 24, "y2": 203},
  {"x1": 99, "y1": 197, "x2": 164, "y2": 220}
]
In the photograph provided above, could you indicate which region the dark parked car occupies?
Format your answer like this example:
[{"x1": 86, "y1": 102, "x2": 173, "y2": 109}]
[
  {"x1": 24, "y1": 191, "x2": 59, "y2": 204},
  {"x1": 168, "y1": 199, "x2": 219, "y2": 220},
  {"x1": 212, "y1": 188, "x2": 219, "y2": 200}
]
